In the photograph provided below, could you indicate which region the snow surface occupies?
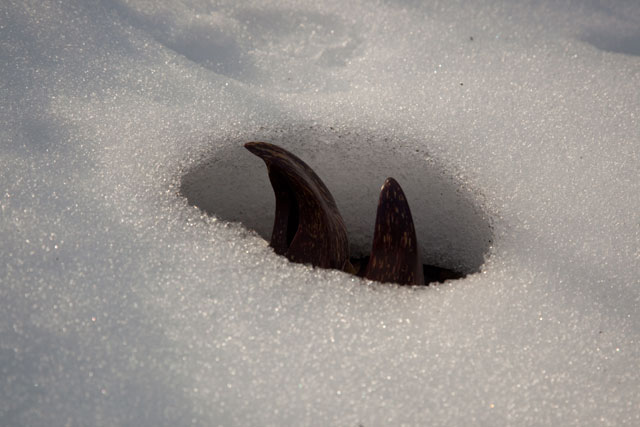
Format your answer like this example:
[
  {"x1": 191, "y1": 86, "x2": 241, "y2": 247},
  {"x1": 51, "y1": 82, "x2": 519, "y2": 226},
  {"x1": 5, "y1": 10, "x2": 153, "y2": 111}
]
[{"x1": 1, "y1": 0, "x2": 639, "y2": 425}]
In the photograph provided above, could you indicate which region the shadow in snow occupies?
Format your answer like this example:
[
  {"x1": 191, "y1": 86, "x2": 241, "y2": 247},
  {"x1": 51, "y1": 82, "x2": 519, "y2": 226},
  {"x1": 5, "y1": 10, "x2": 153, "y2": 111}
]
[{"x1": 583, "y1": 28, "x2": 640, "y2": 56}]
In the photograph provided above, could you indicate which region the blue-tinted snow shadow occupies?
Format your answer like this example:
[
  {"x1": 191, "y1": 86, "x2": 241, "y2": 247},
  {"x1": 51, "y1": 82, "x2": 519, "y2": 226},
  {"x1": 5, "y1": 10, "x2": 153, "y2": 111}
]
[
  {"x1": 583, "y1": 31, "x2": 640, "y2": 56},
  {"x1": 107, "y1": 0, "x2": 256, "y2": 81},
  {"x1": 579, "y1": 1, "x2": 640, "y2": 56}
]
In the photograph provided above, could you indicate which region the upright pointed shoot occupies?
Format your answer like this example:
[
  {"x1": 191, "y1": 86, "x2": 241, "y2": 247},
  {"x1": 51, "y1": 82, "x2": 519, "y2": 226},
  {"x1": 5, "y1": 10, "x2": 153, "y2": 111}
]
[
  {"x1": 245, "y1": 142, "x2": 351, "y2": 271},
  {"x1": 364, "y1": 178, "x2": 425, "y2": 286}
]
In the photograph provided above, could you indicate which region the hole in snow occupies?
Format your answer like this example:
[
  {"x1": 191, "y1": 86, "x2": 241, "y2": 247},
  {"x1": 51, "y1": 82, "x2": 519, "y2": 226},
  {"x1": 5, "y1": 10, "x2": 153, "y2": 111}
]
[{"x1": 180, "y1": 126, "x2": 493, "y2": 279}]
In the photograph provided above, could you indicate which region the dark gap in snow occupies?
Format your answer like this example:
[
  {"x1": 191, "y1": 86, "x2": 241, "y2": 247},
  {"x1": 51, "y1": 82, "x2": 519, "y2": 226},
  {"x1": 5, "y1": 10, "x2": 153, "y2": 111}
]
[{"x1": 348, "y1": 254, "x2": 466, "y2": 284}]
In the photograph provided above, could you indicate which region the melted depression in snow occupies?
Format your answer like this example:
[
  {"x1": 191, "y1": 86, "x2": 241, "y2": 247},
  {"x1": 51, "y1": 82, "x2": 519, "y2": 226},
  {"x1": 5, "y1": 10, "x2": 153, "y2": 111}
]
[{"x1": 1, "y1": 0, "x2": 639, "y2": 425}]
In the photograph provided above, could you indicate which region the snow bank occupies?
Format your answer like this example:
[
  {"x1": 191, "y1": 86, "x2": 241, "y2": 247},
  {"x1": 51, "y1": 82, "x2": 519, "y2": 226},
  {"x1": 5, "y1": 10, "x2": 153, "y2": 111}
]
[{"x1": 1, "y1": 0, "x2": 638, "y2": 425}]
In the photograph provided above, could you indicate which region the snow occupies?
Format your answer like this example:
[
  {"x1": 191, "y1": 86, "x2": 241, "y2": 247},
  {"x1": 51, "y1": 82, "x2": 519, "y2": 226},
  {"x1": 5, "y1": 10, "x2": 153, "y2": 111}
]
[{"x1": 1, "y1": 0, "x2": 639, "y2": 425}]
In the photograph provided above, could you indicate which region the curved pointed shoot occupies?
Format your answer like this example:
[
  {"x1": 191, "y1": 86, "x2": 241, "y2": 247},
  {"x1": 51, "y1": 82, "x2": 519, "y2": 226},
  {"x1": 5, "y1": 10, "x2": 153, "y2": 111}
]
[{"x1": 245, "y1": 142, "x2": 351, "y2": 271}]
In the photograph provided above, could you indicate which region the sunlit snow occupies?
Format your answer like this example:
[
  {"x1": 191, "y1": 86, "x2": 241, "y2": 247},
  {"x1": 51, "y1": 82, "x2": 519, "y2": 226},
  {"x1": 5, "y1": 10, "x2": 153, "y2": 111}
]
[{"x1": 1, "y1": 0, "x2": 639, "y2": 425}]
